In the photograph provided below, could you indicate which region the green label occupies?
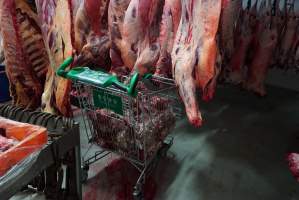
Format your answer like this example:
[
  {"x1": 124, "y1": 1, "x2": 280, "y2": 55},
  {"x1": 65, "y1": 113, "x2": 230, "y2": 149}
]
[
  {"x1": 93, "y1": 89, "x2": 123, "y2": 115},
  {"x1": 69, "y1": 67, "x2": 112, "y2": 86}
]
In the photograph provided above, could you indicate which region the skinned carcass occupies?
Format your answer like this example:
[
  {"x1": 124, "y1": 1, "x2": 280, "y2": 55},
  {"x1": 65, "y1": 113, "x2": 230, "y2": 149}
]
[
  {"x1": 0, "y1": 0, "x2": 49, "y2": 108},
  {"x1": 171, "y1": 0, "x2": 222, "y2": 127},
  {"x1": 295, "y1": 45, "x2": 299, "y2": 68},
  {"x1": 0, "y1": 135, "x2": 18, "y2": 152},
  {"x1": 244, "y1": 0, "x2": 278, "y2": 96},
  {"x1": 132, "y1": 0, "x2": 164, "y2": 75},
  {"x1": 120, "y1": 0, "x2": 164, "y2": 75},
  {"x1": 277, "y1": 7, "x2": 298, "y2": 68},
  {"x1": 35, "y1": 0, "x2": 74, "y2": 116},
  {"x1": 155, "y1": 0, "x2": 181, "y2": 78},
  {"x1": 108, "y1": 0, "x2": 131, "y2": 76},
  {"x1": 88, "y1": 95, "x2": 176, "y2": 156},
  {"x1": 224, "y1": 2, "x2": 256, "y2": 84},
  {"x1": 0, "y1": 40, "x2": 4, "y2": 64},
  {"x1": 117, "y1": 0, "x2": 139, "y2": 70},
  {"x1": 219, "y1": 0, "x2": 242, "y2": 65},
  {"x1": 286, "y1": 25, "x2": 299, "y2": 68},
  {"x1": 74, "y1": 0, "x2": 111, "y2": 71},
  {"x1": 273, "y1": 0, "x2": 287, "y2": 67},
  {"x1": 287, "y1": 153, "x2": 299, "y2": 182}
]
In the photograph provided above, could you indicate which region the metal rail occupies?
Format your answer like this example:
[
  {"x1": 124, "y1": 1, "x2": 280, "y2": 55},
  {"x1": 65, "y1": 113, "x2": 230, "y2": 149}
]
[{"x1": 0, "y1": 104, "x2": 82, "y2": 200}]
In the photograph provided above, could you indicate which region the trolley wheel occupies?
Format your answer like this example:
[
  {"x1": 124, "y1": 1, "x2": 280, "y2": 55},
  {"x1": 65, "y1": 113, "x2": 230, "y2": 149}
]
[
  {"x1": 29, "y1": 173, "x2": 46, "y2": 192},
  {"x1": 159, "y1": 147, "x2": 168, "y2": 157},
  {"x1": 81, "y1": 165, "x2": 89, "y2": 183},
  {"x1": 36, "y1": 174, "x2": 46, "y2": 192},
  {"x1": 159, "y1": 141, "x2": 171, "y2": 157},
  {"x1": 133, "y1": 185, "x2": 144, "y2": 200}
]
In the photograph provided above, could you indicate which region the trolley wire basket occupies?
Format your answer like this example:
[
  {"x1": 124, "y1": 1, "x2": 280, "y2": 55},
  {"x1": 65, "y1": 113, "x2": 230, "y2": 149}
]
[
  {"x1": 57, "y1": 57, "x2": 183, "y2": 198},
  {"x1": 76, "y1": 75, "x2": 180, "y2": 164}
]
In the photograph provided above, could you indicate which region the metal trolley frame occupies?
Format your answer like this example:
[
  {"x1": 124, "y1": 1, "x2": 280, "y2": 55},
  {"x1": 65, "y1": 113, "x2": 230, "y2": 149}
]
[{"x1": 58, "y1": 57, "x2": 182, "y2": 199}]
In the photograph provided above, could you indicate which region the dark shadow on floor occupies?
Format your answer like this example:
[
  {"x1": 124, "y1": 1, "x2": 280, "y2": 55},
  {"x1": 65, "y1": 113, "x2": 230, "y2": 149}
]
[{"x1": 83, "y1": 155, "x2": 180, "y2": 200}]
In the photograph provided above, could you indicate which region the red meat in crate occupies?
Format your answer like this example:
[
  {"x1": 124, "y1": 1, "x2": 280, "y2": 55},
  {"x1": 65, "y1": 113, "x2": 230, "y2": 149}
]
[
  {"x1": 0, "y1": 117, "x2": 47, "y2": 176},
  {"x1": 0, "y1": 134, "x2": 18, "y2": 152},
  {"x1": 87, "y1": 94, "x2": 176, "y2": 157},
  {"x1": 287, "y1": 153, "x2": 299, "y2": 182}
]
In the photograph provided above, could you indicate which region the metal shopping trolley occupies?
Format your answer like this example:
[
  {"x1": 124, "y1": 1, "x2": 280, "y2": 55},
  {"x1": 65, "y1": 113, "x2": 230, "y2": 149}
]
[{"x1": 57, "y1": 57, "x2": 182, "y2": 199}]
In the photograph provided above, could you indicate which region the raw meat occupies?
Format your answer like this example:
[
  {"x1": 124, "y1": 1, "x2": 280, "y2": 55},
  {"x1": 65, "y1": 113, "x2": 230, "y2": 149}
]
[
  {"x1": 155, "y1": 0, "x2": 181, "y2": 77},
  {"x1": 15, "y1": 1, "x2": 49, "y2": 83},
  {"x1": 225, "y1": 4, "x2": 256, "y2": 84},
  {"x1": 90, "y1": 109, "x2": 135, "y2": 153},
  {"x1": 295, "y1": 42, "x2": 299, "y2": 68},
  {"x1": 219, "y1": 0, "x2": 242, "y2": 64},
  {"x1": 35, "y1": 0, "x2": 74, "y2": 116},
  {"x1": 285, "y1": 28, "x2": 299, "y2": 69},
  {"x1": 220, "y1": 0, "x2": 299, "y2": 96},
  {"x1": 222, "y1": 0, "x2": 299, "y2": 96},
  {"x1": 272, "y1": 0, "x2": 287, "y2": 67},
  {"x1": 277, "y1": 8, "x2": 298, "y2": 68},
  {"x1": 0, "y1": 34, "x2": 4, "y2": 64},
  {"x1": 2, "y1": 0, "x2": 299, "y2": 127},
  {"x1": 287, "y1": 153, "x2": 299, "y2": 182},
  {"x1": 247, "y1": 2, "x2": 262, "y2": 62},
  {"x1": 172, "y1": 0, "x2": 222, "y2": 126},
  {"x1": 74, "y1": 0, "x2": 108, "y2": 50},
  {"x1": 0, "y1": 129, "x2": 18, "y2": 153},
  {"x1": 74, "y1": 0, "x2": 111, "y2": 71},
  {"x1": 118, "y1": 0, "x2": 139, "y2": 70},
  {"x1": 121, "y1": 0, "x2": 164, "y2": 75},
  {"x1": 132, "y1": 0, "x2": 164, "y2": 75},
  {"x1": 74, "y1": 35, "x2": 111, "y2": 71},
  {"x1": 108, "y1": 0, "x2": 131, "y2": 76},
  {"x1": 244, "y1": 0, "x2": 278, "y2": 96},
  {"x1": 88, "y1": 95, "x2": 175, "y2": 156},
  {"x1": 0, "y1": 0, "x2": 49, "y2": 108}
]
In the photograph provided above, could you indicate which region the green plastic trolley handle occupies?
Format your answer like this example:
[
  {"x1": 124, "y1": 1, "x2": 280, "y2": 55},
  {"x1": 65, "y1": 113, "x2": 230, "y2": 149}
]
[
  {"x1": 56, "y1": 57, "x2": 141, "y2": 96},
  {"x1": 57, "y1": 57, "x2": 73, "y2": 78}
]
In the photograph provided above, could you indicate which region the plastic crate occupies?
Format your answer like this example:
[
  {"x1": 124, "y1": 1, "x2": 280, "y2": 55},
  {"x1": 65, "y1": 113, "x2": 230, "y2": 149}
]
[{"x1": 0, "y1": 117, "x2": 47, "y2": 176}]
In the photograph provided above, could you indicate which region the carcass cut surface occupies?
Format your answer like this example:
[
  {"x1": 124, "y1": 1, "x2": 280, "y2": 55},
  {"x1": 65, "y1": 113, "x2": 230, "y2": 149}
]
[
  {"x1": 219, "y1": 0, "x2": 241, "y2": 64},
  {"x1": 0, "y1": 0, "x2": 49, "y2": 108},
  {"x1": 120, "y1": 0, "x2": 165, "y2": 75},
  {"x1": 0, "y1": 34, "x2": 4, "y2": 64},
  {"x1": 36, "y1": 0, "x2": 74, "y2": 116},
  {"x1": 172, "y1": 0, "x2": 221, "y2": 126},
  {"x1": 132, "y1": 0, "x2": 164, "y2": 75},
  {"x1": 0, "y1": 133, "x2": 18, "y2": 153},
  {"x1": 287, "y1": 153, "x2": 299, "y2": 182},
  {"x1": 278, "y1": 8, "x2": 298, "y2": 68},
  {"x1": 155, "y1": 0, "x2": 181, "y2": 78},
  {"x1": 1, "y1": 0, "x2": 298, "y2": 127},
  {"x1": 108, "y1": 0, "x2": 131, "y2": 76},
  {"x1": 244, "y1": 1, "x2": 278, "y2": 96}
]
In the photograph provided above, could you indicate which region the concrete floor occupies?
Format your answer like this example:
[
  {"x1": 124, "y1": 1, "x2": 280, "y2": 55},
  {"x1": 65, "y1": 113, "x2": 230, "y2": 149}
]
[
  {"x1": 11, "y1": 84, "x2": 299, "y2": 200},
  {"x1": 154, "y1": 85, "x2": 299, "y2": 200}
]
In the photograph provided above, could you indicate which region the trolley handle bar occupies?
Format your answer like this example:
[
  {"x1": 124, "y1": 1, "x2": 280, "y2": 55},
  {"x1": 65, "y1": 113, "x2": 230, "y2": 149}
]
[
  {"x1": 56, "y1": 57, "x2": 142, "y2": 96},
  {"x1": 57, "y1": 57, "x2": 73, "y2": 78}
]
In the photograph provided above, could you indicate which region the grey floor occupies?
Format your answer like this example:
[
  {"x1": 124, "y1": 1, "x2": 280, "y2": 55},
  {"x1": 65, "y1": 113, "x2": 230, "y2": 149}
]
[
  {"x1": 11, "y1": 84, "x2": 299, "y2": 200},
  {"x1": 155, "y1": 85, "x2": 299, "y2": 200}
]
